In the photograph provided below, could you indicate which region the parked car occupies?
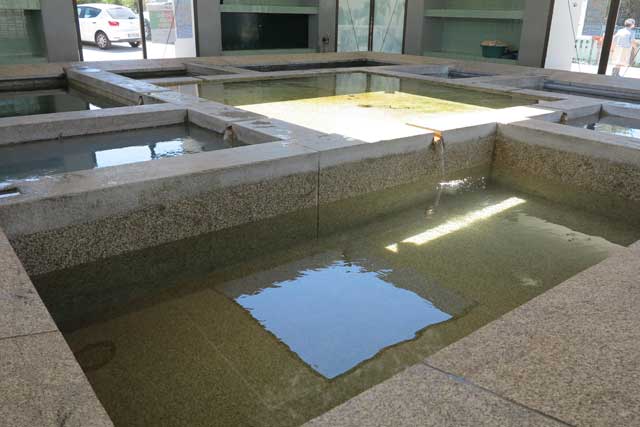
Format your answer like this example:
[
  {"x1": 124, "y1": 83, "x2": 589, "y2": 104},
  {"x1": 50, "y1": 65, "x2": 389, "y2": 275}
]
[{"x1": 77, "y1": 3, "x2": 141, "y2": 49}]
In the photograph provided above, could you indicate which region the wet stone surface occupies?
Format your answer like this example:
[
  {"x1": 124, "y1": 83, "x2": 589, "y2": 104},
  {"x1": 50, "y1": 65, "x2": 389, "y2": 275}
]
[{"x1": 32, "y1": 177, "x2": 640, "y2": 426}]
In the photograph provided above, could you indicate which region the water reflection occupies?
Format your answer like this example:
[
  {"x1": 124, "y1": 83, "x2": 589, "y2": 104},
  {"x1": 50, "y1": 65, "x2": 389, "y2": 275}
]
[
  {"x1": 32, "y1": 181, "x2": 640, "y2": 427},
  {"x1": 187, "y1": 73, "x2": 535, "y2": 110},
  {"x1": 0, "y1": 90, "x2": 99, "y2": 119},
  {"x1": 223, "y1": 257, "x2": 451, "y2": 379},
  {"x1": 584, "y1": 119, "x2": 640, "y2": 139},
  {"x1": 0, "y1": 124, "x2": 236, "y2": 187},
  {"x1": 570, "y1": 114, "x2": 640, "y2": 139}
]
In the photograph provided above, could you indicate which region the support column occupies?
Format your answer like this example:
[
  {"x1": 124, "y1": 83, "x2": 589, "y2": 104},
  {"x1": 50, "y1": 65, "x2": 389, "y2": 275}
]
[
  {"x1": 403, "y1": 0, "x2": 425, "y2": 55},
  {"x1": 40, "y1": 0, "x2": 80, "y2": 62},
  {"x1": 196, "y1": 0, "x2": 222, "y2": 56},
  {"x1": 518, "y1": 0, "x2": 554, "y2": 67},
  {"x1": 318, "y1": 1, "x2": 337, "y2": 53}
]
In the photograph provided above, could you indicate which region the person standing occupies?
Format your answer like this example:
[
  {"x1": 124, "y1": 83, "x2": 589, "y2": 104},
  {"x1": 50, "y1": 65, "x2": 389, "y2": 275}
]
[{"x1": 611, "y1": 18, "x2": 638, "y2": 77}]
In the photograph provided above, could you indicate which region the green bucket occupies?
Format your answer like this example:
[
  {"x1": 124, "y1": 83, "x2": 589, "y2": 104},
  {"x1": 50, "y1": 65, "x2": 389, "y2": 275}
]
[{"x1": 481, "y1": 45, "x2": 507, "y2": 58}]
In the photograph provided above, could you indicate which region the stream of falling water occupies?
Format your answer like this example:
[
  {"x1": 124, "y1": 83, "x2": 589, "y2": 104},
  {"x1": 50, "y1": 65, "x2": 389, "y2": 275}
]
[{"x1": 427, "y1": 136, "x2": 446, "y2": 217}]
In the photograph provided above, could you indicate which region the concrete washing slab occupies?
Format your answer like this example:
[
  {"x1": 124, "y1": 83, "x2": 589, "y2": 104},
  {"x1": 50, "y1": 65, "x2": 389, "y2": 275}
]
[
  {"x1": 303, "y1": 364, "x2": 566, "y2": 427},
  {"x1": 0, "y1": 227, "x2": 112, "y2": 426},
  {"x1": 2, "y1": 52, "x2": 640, "y2": 426}
]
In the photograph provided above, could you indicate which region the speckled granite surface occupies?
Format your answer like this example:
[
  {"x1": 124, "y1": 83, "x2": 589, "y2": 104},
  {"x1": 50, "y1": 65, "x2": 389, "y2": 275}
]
[{"x1": 4, "y1": 51, "x2": 640, "y2": 427}]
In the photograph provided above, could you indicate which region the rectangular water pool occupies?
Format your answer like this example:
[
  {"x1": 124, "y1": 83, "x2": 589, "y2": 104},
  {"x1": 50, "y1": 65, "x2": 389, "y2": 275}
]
[
  {"x1": 171, "y1": 72, "x2": 537, "y2": 142},
  {"x1": 0, "y1": 89, "x2": 117, "y2": 119},
  {"x1": 33, "y1": 177, "x2": 640, "y2": 427},
  {"x1": 0, "y1": 124, "x2": 240, "y2": 187},
  {"x1": 568, "y1": 113, "x2": 640, "y2": 139}
]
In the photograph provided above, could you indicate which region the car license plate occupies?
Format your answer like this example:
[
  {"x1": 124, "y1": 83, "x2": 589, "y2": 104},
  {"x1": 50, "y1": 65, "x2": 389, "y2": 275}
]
[{"x1": 128, "y1": 33, "x2": 139, "y2": 38}]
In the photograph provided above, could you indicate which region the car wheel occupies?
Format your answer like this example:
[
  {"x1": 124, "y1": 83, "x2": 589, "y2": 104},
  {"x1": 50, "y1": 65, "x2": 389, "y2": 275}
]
[
  {"x1": 129, "y1": 41, "x2": 140, "y2": 47},
  {"x1": 95, "y1": 31, "x2": 111, "y2": 50}
]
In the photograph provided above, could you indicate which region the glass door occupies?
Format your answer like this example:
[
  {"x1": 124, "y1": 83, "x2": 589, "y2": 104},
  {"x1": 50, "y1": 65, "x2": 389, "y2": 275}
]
[
  {"x1": 75, "y1": 1, "x2": 144, "y2": 61},
  {"x1": 372, "y1": 0, "x2": 406, "y2": 53},
  {"x1": 337, "y1": 0, "x2": 406, "y2": 53},
  {"x1": 337, "y1": 0, "x2": 371, "y2": 52}
]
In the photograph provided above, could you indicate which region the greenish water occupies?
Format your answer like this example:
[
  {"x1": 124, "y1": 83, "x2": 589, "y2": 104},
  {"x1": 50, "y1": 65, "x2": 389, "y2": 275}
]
[
  {"x1": 33, "y1": 177, "x2": 640, "y2": 427},
  {"x1": 176, "y1": 72, "x2": 536, "y2": 110},
  {"x1": 0, "y1": 124, "x2": 238, "y2": 187},
  {"x1": 0, "y1": 89, "x2": 113, "y2": 119},
  {"x1": 570, "y1": 113, "x2": 640, "y2": 139}
]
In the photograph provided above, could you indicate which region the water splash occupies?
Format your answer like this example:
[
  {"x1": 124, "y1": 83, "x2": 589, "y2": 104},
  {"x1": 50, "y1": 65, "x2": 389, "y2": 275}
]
[{"x1": 427, "y1": 134, "x2": 446, "y2": 217}]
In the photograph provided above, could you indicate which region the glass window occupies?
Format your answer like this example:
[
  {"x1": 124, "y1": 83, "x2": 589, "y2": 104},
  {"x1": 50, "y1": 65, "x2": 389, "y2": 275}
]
[
  {"x1": 75, "y1": 4, "x2": 143, "y2": 61},
  {"x1": 338, "y1": 0, "x2": 406, "y2": 53},
  {"x1": 221, "y1": 13, "x2": 308, "y2": 51},
  {"x1": 107, "y1": 7, "x2": 137, "y2": 20},
  {"x1": 337, "y1": 0, "x2": 371, "y2": 52},
  {"x1": 143, "y1": 0, "x2": 197, "y2": 58},
  {"x1": 372, "y1": 0, "x2": 405, "y2": 53},
  {"x1": 85, "y1": 7, "x2": 101, "y2": 19}
]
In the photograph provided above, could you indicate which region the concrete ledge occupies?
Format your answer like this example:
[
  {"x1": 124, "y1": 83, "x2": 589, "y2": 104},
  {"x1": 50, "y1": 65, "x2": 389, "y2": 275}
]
[
  {"x1": 426, "y1": 243, "x2": 640, "y2": 426},
  {"x1": 315, "y1": 134, "x2": 435, "y2": 204},
  {"x1": 536, "y1": 97, "x2": 603, "y2": 121},
  {"x1": 494, "y1": 121, "x2": 640, "y2": 224},
  {"x1": 545, "y1": 74, "x2": 640, "y2": 102},
  {"x1": 0, "y1": 127, "x2": 497, "y2": 275},
  {"x1": 0, "y1": 228, "x2": 55, "y2": 339},
  {"x1": 602, "y1": 101, "x2": 640, "y2": 120},
  {"x1": 194, "y1": 66, "x2": 372, "y2": 84},
  {"x1": 66, "y1": 67, "x2": 171, "y2": 105},
  {"x1": 304, "y1": 364, "x2": 564, "y2": 427},
  {"x1": 497, "y1": 120, "x2": 640, "y2": 165},
  {"x1": 187, "y1": 103, "x2": 267, "y2": 134},
  {"x1": 184, "y1": 62, "x2": 249, "y2": 75},
  {"x1": 0, "y1": 142, "x2": 319, "y2": 274},
  {"x1": 233, "y1": 117, "x2": 326, "y2": 143},
  {"x1": 0, "y1": 76, "x2": 65, "y2": 91},
  {"x1": 0, "y1": 229, "x2": 112, "y2": 426},
  {"x1": 0, "y1": 104, "x2": 186, "y2": 145},
  {"x1": 142, "y1": 76, "x2": 204, "y2": 86},
  {"x1": 0, "y1": 331, "x2": 113, "y2": 427}
]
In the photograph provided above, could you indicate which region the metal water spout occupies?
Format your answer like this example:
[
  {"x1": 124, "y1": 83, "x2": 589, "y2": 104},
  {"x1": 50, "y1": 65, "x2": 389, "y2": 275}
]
[
  {"x1": 560, "y1": 112, "x2": 569, "y2": 124},
  {"x1": 223, "y1": 125, "x2": 238, "y2": 146},
  {"x1": 431, "y1": 133, "x2": 446, "y2": 178}
]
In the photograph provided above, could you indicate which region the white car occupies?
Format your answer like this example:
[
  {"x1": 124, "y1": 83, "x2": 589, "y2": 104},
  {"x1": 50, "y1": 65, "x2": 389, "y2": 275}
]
[{"x1": 77, "y1": 3, "x2": 141, "y2": 49}]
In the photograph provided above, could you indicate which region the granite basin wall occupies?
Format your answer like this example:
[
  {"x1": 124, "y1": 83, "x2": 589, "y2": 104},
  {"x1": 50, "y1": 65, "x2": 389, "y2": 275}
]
[
  {"x1": 0, "y1": 104, "x2": 187, "y2": 145},
  {"x1": 0, "y1": 228, "x2": 114, "y2": 426},
  {"x1": 493, "y1": 120, "x2": 640, "y2": 225},
  {"x1": 65, "y1": 67, "x2": 172, "y2": 106},
  {"x1": 316, "y1": 134, "x2": 494, "y2": 235},
  {"x1": 0, "y1": 142, "x2": 319, "y2": 275},
  {"x1": 0, "y1": 129, "x2": 503, "y2": 278}
]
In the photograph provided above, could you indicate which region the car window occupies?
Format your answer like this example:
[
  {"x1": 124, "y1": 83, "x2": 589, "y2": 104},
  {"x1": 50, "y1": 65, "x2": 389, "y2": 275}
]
[
  {"x1": 77, "y1": 6, "x2": 84, "y2": 18},
  {"x1": 107, "y1": 7, "x2": 136, "y2": 19},
  {"x1": 85, "y1": 7, "x2": 101, "y2": 19}
]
